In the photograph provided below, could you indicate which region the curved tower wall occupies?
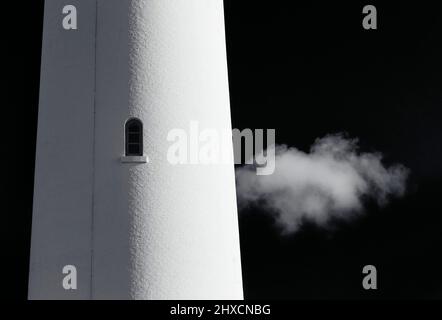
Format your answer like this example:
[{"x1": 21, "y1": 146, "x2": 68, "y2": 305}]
[
  {"x1": 28, "y1": 0, "x2": 97, "y2": 300},
  {"x1": 29, "y1": 0, "x2": 243, "y2": 300},
  {"x1": 93, "y1": 0, "x2": 243, "y2": 299}
]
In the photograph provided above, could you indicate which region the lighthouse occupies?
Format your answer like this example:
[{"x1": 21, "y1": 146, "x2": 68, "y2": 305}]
[{"x1": 28, "y1": 0, "x2": 243, "y2": 300}]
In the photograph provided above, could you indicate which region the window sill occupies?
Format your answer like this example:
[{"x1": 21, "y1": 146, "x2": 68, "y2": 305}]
[{"x1": 120, "y1": 155, "x2": 148, "y2": 163}]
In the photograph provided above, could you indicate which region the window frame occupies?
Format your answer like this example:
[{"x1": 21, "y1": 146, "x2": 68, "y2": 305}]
[{"x1": 125, "y1": 118, "x2": 143, "y2": 156}]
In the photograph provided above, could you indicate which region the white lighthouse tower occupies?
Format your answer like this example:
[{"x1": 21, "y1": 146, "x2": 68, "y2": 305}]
[{"x1": 28, "y1": 0, "x2": 243, "y2": 300}]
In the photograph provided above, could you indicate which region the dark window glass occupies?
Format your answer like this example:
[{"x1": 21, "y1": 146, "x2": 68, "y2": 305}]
[{"x1": 125, "y1": 118, "x2": 143, "y2": 156}]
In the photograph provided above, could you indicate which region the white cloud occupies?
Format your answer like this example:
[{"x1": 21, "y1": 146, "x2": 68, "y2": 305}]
[{"x1": 236, "y1": 134, "x2": 409, "y2": 234}]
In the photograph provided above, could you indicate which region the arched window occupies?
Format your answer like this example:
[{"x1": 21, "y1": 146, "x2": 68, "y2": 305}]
[{"x1": 125, "y1": 118, "x2": 143, "y2": 156}]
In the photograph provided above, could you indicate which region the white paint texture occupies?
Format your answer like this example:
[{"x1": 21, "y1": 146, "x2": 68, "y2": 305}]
[{"x1": 29, "y1": 0, "x2": 243, "y2": 300}]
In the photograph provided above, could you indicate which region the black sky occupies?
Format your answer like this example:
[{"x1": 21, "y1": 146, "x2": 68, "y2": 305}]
[
  {"x1": 4, "y1": 1, "x2": 442, "y2": 300},
  {"x1": 224, "y1": 1, "x2": 442, "y2": 299}
]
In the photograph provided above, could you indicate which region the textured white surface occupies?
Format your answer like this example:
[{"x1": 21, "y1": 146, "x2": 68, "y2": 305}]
[{"x1": 29, "y1": 0, "x2": 243, "y2": 300}]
